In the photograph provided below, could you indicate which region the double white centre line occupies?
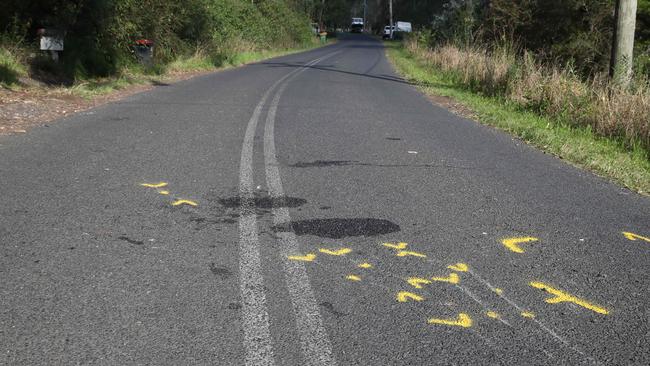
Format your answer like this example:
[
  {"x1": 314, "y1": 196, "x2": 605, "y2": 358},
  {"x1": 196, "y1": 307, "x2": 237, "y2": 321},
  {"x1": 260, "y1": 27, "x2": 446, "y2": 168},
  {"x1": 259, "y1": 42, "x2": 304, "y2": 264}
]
[{"x1": 238, "y1": 50, "x2": 341, "y2": 366}]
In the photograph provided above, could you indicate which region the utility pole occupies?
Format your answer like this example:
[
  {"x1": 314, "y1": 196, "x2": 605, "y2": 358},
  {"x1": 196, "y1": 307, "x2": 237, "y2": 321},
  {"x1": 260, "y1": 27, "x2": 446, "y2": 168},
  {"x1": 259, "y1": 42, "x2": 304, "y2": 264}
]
[
  {"x1": 389, "y1": 0, "x2": 394, "y2": 39},
  {"x1": 363, "y1": 0, "x2": 367, "y2": 32},
  {"x1": 610, "y1": 0, "x2": 637, "y2": 87}
]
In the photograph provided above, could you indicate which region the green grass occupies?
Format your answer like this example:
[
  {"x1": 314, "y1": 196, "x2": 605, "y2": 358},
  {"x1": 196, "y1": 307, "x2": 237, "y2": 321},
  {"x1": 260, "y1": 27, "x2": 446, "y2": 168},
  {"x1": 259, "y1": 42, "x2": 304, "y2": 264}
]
[
  {"x1": 67, "y1": 38, "x2": 331, "y2": 98},
  {"x1": 385, "y1": 42, "x2": 650, "y2": 195},
  {"x1": 0, "y1": 46, "x2": 27, "y2": 86}
]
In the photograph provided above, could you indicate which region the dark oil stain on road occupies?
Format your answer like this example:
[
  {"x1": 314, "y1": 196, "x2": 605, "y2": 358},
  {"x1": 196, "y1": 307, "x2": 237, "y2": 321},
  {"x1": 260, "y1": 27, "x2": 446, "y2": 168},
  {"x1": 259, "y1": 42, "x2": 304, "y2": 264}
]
[
  {"x1": 118, "y1": 236, "x2": 144, "y2": 245},
  {"x1": 228, "y1": 302, "x2": 242, "y2": 310},
  {"x1": 319, "y1": 302, "x2": 348, "y2": 317},
  {"x1": 218, "y1": 196, "x2": 307, "y2": 209},
  {"x1": 209, "y1": 263, "x2": 233, "y2": 278},
  {"x1": 273, "y1": 218, "x2": 400, "y2": 239}
]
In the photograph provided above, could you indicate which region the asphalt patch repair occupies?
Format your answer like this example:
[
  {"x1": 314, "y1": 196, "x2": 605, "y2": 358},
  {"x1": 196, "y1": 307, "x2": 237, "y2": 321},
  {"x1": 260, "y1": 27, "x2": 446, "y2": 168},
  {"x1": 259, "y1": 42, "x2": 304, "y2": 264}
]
[{"x1": 272, "y1": 218, "x2": 401, "y2": 239}]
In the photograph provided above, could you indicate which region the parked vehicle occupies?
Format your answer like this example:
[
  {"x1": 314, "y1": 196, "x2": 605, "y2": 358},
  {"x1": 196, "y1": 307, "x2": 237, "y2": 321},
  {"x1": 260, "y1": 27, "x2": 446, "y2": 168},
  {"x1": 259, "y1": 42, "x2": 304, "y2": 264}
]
[
  {"x1": 351, "y1": 18, "x2": 364, "y2": 33},
  {"x1": 395, "y1": 21, "x2": 412, "y2": 33},
  {"x1": 382, "y1": 26, "x2": 395, "y2": 39}
]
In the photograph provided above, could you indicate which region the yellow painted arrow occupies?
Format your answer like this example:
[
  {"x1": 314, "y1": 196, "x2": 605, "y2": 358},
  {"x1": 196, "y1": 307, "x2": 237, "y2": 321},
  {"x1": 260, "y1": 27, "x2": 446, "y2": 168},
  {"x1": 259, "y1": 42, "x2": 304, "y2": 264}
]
[
  {"x1": 501, "y1": 237, "x2": 538, "y2": 253},
  {"x1": 447, "y1": 263, "x2": 469, "y2": 272},
  {"x1": 396, "y1": 291, "x2": 424, "y2": 302},
  {"x1": 431, "y1": 273, "x2": 459, "y2": 284},
  {"x1": 140, "y1": 182, "x2": 168, "y2": 188},
  {"x1": 428, "y1": 313, "x2": 472, "y2": 328},
  {"x1": 622, "y1": 231, "x2": 650, "y2": 243},
  {"x1": 407, "y1": 277, "x2": 431, "y2": 289},
  {"x1": 319, "y1": 248, "x2": 352, "y2": 256},
  {"x1": 288, "y1": 253, "x2": 316, "y2": 262},
  {"x1": 172, "y1": 199, "x2": 198, "y2": 207}
]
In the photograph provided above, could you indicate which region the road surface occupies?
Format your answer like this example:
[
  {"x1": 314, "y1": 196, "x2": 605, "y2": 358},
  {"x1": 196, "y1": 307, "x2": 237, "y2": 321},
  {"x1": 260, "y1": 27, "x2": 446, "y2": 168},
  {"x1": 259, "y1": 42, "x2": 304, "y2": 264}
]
[{"x1": 1, "y1": 34, "x2": 649, "y2": 365}]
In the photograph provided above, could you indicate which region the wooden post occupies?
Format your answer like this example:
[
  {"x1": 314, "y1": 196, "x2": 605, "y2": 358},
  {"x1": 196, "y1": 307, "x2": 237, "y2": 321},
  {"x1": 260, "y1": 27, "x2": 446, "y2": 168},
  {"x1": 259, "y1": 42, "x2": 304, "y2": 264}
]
[
  {"x1": 389, "y1": 0, "x2": 394, "y2": 39},
  {"x1": 610, "y1": 0, "x2": 637, "y2": 87}
]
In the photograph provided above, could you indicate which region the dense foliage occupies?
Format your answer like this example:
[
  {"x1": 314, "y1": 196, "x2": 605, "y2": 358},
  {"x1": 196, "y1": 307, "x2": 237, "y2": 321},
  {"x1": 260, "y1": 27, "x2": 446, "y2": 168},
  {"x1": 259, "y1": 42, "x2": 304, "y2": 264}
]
[{"x1": 0, "y1": 0, "x2": 314, "y2": 78}]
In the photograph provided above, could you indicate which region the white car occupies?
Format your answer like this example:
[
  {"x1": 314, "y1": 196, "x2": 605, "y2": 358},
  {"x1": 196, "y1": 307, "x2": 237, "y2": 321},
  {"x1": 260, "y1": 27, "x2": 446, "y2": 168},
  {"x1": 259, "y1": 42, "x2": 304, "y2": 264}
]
[{"x1": 383, "y1": 25, "x2": 395, "y2": 39}]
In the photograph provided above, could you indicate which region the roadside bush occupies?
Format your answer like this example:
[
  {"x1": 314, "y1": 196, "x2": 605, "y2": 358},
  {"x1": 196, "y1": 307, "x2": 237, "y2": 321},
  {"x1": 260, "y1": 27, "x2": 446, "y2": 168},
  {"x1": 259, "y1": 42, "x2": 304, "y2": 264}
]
[
  {"x1": 0, "y1": 0, "x2": 314, "y2": 81},
  {"x1": 404, "y1": 36, "x2": 650, "y2": 153}
]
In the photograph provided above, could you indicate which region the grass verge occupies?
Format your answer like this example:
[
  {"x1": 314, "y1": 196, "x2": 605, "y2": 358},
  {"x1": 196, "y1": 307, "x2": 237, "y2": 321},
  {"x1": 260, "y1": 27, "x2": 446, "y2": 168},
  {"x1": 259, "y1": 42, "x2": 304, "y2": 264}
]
[
  {"x1": 3, "y1": 37, "x2": 333, "y2": 98},
  {"x1": 385, "y1": 42, "x2": 650, "y2": 195}
]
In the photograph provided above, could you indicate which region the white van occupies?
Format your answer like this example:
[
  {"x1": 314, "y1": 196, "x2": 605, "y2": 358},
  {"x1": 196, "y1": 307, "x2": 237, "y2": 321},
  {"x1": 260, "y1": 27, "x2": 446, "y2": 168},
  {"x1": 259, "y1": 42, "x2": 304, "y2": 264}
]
[{"x1": 395, "y1": 21, "x2": 412, "y2": 33}]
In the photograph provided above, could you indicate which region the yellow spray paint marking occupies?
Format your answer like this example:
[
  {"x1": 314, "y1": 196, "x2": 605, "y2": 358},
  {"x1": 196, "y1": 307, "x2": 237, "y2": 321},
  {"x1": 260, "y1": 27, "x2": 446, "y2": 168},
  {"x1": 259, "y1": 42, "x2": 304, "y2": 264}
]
[
  {"x1": 396, "y1": 250, "x2": 427, "y2": 258},
  {"x1": 428, "y1": 313, "x2": 473, "y2": 328},
  {"x1": 383, "y1": 242, "x2": 408, "y2": 250},
  {"x1": 501, "y1": 237, "x2": 539, "y2": 253},
  {"x1": 529, "y1": 282, "x2": 609, "y2": 315},
  {"x1": 358, "y1": 262, "x2": 373, "y2": 269},
  {"x1": 521, "y1": 311, "x2": 536, "y2": 319},
  {"x1": 346, "y1": 275, "x2": 361, "y2": 282},
  {"x1": 486, "y1": 311, "x2": 500, "y2": 319},
  {"x1": 319, "y1": 248, "x2": 353, "y2": 256},
  {"x1": 172, "y1": 199, "x2": 198, "y2": 207},
  {"x1": 447, "y1": 263, "x2": 469, "y2": 272},
  {"x1": 407, "y1": 277, "x2": 432, "y2": 289},
  {"x1": 288, "y1": 254, "x2": 316, "y2": 262},
  {"x1": 397, "y1": 291, "x2": 424, "y2": 302},
  {"x1": 622, "y1": 231, "x2": 650, "y2": 243},
  {"x1": 140, "y1": 182, "x2": 168, "y2": 188},
  {"x1": 431, "y1": 273, "x2": 460, "y2": 284},
  {"x1": 493, "y1": 288, "x2": 504, "y2": 295},
  {"x1": 158, "y1": 190, "x2": 170, "y2": 195}
]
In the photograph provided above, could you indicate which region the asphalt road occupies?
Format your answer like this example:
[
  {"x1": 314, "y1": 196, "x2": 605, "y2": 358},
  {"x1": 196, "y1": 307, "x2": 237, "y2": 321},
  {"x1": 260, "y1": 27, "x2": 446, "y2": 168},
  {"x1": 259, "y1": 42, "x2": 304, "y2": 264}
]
[{"x1": 1, "y1": 33, "x2": 649, "y2": 365}]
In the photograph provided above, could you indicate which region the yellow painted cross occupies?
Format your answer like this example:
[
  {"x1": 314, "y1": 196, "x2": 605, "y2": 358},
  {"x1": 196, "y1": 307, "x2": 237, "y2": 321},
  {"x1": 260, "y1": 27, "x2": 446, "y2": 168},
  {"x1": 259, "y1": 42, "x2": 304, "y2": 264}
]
[
  {"x1": 428, "y1": 313, "x2": 472, "y2": 328},
  {"x1": 319, "y1": 248, "x2": 352, "y2": 256},
  {"x1": 288, "y1": 254, "x2": 316, "y2": 262},
  {"x1": 431, "y1": 273, "x2": 459, "y2": 284},
  {"x1": 501, "y1": 237, "x2": 538, "y2": 253},
  {"x1": 529, "y1": 281, "x2": 609, "y2": 315},
  {"x1": 396, "y1": 291, "x2": 424, "y2": 302},
  {"x1": 622, "y1": 231, "x2": 650, "y2": 243}
]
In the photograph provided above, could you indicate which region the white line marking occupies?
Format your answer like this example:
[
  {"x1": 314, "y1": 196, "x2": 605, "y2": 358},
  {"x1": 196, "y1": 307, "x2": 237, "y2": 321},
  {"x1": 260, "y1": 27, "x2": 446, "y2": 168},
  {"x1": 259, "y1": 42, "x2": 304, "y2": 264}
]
[
  {"x1": 237, "y1": 51, "x2": 339, "y2": 366},
  {"x1": 263, "y1": 52, "x2": 341, "y2": 366}
]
